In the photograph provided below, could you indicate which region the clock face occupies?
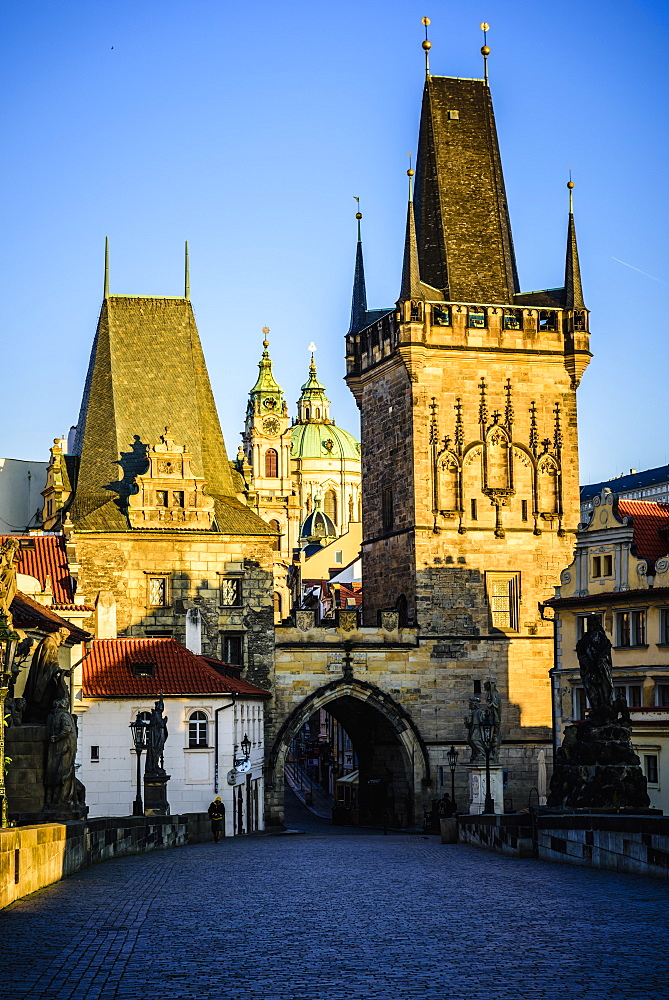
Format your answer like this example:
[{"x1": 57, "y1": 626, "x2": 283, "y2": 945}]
[{"x1": 262, "y1": 416, "x2": 281, "y2": 437}]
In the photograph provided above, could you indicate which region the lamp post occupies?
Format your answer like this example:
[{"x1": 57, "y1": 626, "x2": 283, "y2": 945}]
[
  {"x1": 129, "y1": 713, "x2": 148, "y2": 816},
  {"x1": 480, "y1": 711, "x2": 495, "y2": 814},
  {"x1": 240, "y1": 733, "x2": 251, "y2": 761},
  {"x1": 0, "y1": 612, "x2": 19, "y2": 828},
  {"x1": 446, "y1": 744, "x2": 459, "y2": 810}
]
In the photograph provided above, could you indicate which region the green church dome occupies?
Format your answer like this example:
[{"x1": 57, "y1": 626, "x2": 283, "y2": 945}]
[{"x1": 290, "y1": 422, "x2": 360, "y2": 461}]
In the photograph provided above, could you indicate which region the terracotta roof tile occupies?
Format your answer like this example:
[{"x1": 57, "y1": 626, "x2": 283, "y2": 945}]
[
  {"x1": 0, "y1": 534, "x2": 73, "y2": 603},
  {"x1": 11, "y1": 591, "x2": 91, "y2": 642},
  {"x1": 617, "y1": 500, "x2": 669, "y2": 565},
  {"x1": 82, "y1": 638, "x2": 270, "y2": 699}
]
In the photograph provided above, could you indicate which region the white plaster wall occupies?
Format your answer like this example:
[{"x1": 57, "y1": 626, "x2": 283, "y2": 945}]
[
  {"x1": 0, "y1": 458, "x2": 48, "y2": 533},
  {"x1": 76, "y1": 695, "x2": 265, "y2": 836}
]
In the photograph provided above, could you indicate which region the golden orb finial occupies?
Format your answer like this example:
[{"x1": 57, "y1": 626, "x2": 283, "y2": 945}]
[
  {"x1": 262, "y1": 325, "x2": 270, "y2": 349},
  {"x1": 421, "y1": 16, "x2": 431, "y2": 75},
  {"x1": 422, "y1": 39, "x2": 432, "y2": 50},
  {"x1": 355, "y1": 212, "x2": 362, "y2": 220},
  {"x1": 480, "y1": 21, "x2": 491, "y2": 84},
  {"x1": 567, "y1": 181, "x2": 575, "y2": 190}
]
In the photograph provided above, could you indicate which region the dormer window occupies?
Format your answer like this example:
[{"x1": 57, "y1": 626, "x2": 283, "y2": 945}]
[{"x1": 130, "y1": 661, "x2": 155, "y2": 678}]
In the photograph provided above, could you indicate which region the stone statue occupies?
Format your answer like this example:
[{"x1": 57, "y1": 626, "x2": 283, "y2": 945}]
[
  {"x1": 0, "y1": 537, "x2": 20, "y2": 613},
  {"x1": 45, "y1": 698, "x2": 77, "y2": 805},
  {"x1": 575, "y1": 616, "x2": 615, "y2": 722},
  {"x1": 464, "y1": 697, "x2": 486, "y2": 763},
  {"x1": 23, "y1": 627, "x2": 72, "y2": 724},
  {"x1": 5, "y1": 637, "x2": 34, "y2": 726},
  {"x1": 145, "y1": 697, "x2": 168, "y2": 775},
  {"x1": 484, "y1": 678, "x2": 502, "y2": 764}
]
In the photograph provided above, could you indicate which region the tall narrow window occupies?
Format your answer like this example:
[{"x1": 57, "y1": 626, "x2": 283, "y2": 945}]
[
  {"x1": 382, "y1": 486, "x2": 394, "y2": 532},
  {"x1": 222, "y1": 633, "x2": 243, "y2": 666},
  {"x1": 269, "y1": 519, "x2": 281, "y2": 552},
  {"x1": 486, "y1": 572, "x2": 520, "y2": 630},
  {"x1": 324, "y1": 489, "x2": 337, "y2": 524},
  {"x1": 148, "y1": 577, "x2": 168, "y2": 607},
  {"x1": 616, "y1": 610, "x2": 646, "y2": 647},
  {"x1": 471, "y1": 498, "x2": 478, "y2": 521},
  {"x1": 265, "y1": 449, "x2": 278, "y2": 477},
  {"x1": 521, "y1": 499, "x2": 528, "y2": 522},
  {"x1": 220, "y1": 578, "x2": 242, "y2": 607},
  {"x1": 188, "y1": 711, "x2": 208, "y2": 748}
]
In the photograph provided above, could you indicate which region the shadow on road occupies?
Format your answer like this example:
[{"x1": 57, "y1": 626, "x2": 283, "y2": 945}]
[{"x1": 283, "y1": 784, "x2": 388, "y2": 836}]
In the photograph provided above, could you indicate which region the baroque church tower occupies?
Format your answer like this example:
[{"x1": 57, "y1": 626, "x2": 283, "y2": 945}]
[{"x1": 345, "y1": 45, "x2": 589, "y2": 725}]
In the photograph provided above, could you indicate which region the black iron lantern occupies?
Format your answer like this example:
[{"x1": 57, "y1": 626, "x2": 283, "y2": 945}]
[
  {"x1": 446, "y1": 744, "x2": 459, "y2": 772},
  {"x1": 480, "y1": 710, "x2": 495, "y2": 814},
  {"x1": 240, "y1": 733, "x2": 251, "y2": 759},
  {"x1": 480, "y1": 714, "x2": 494, "y2": 752},
  {"x1": 129, "y1": 714, "x2": 148, "y2": 751}
]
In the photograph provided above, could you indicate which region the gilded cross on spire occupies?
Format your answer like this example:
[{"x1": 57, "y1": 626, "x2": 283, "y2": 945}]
[{"x1": 262, "y1": 326, "x2": 270, "y2": 349}]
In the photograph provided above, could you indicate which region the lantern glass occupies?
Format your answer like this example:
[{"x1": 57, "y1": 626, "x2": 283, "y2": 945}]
[
  {"x1": 446, "y1": 744, "x2": 459, "y2": 771},
  {"x1": 481, "y1": 717, "x2": 493, "y2": 749},
  {"x1": 241, "y1": 733, "x2": 251, "y2": 758},
  {"x1": 130, "y1": 716, "x2": 147, "y2": 750}
]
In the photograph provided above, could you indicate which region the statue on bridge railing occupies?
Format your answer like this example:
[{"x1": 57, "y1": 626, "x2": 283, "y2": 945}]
[
  {"x1": 464, "y1": 697, "x2": 486, "y2": 763},
  {"x1": 145, "y1": 697, "x2": 169, "y2": 776},
  {"x1": 23, "y1": 628, "x2": 72, "y2": 724}
]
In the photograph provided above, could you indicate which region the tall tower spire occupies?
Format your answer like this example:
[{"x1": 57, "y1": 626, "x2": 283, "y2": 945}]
[
  {"x1": 347, "y1": 201, "x2": 368, "y2": 336},
  {"x1": 564, "y1": 180, "x2": 585, "y2": 310},
  {"x1": 103, "y1": 236, "x2": 109, "y2": 298},
  {"x1": 400, "y1": 159, "x2": 424, "y2": 300}
]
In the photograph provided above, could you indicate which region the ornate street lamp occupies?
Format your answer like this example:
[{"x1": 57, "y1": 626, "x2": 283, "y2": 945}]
[
  {"x1": 480, "y1": 711, "x2": 495, "y2": 814},
  {"x1": 129, "y1": 713, "x2": 148, "y2": 816},
  {"x1": 446, "y1": 744, "x2": 459, "y2": 809},
  {"x1": 240, "y1": 733, "x2": 251, "y2": 760},
  {"x1": 0, "y1": 611, "x2": 19, "y2": 828}
]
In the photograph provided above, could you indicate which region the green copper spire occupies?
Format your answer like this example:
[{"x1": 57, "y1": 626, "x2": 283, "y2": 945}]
[
  {"x1": 249, "y1": 328, "x2": 284, "y2": 397},
  {"x1": 297, "y1": 346, "x2": 331, "y2": 422}
]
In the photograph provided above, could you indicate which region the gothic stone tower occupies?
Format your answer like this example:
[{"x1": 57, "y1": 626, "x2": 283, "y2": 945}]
[
  {"x1": 345, "y1": 74, "x2": 590, "y2": 731},
  {"x1": 44, "y1": 274, "x2": 277, "y2": 684}
]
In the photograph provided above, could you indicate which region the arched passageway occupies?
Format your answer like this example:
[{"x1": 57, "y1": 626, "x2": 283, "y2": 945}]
[{"x1": 268, "y1": 680, "x2": 430, "y2": 828}]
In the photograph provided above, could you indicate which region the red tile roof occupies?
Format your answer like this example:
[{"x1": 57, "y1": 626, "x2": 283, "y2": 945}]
[
  {"x1": 82, "y1": 638, "x2": 271, "y2": 699},
  {"x1": 335, "y1": 583, "x2": 363, "y2": 608},
  {"x1": 1, "y1": 534, "x2": 73, "y2": 603},
  {"x1": 11, "y1": 591, "x2": 92, "y2": 642},
  {"x1": 617, "y1": 500, "x2": 669, "y2": 565}
]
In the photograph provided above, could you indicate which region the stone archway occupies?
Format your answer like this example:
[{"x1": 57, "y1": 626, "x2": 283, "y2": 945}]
[{"x1": 267, "y1": 678, "x2": 430, "y2": 828}]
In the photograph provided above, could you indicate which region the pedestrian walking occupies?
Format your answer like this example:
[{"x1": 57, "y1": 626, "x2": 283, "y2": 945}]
[{"x1": 208, "y1": 796, "x2": 225, "y2": 842}]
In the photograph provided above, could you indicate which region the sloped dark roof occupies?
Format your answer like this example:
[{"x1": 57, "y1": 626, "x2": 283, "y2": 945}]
[
  {"x1": 514, "y1": 288, "x2": 566, "y2": 309},
  {"x1": 414, "y1": 76, "x2": 519, "y2": 303},
  {"x1": 581, "y1": 465, "x2": 669, "y2": 503},
  {"x1": 82, "y1": 638, "x2": 270, "y2": 698},
  {"x1": 11, "y1": 591, "x2": 91, "y2": 642},
  {"x1": 1, "y1": 534, "x2": 73, "y2": 603},
  {"x1": 68, "y1": 296, "x2": 272, "y2": 536}
]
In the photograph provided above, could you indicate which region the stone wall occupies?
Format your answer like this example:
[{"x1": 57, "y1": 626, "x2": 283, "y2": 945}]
[
  {"x1": 458, "y1": 813, "x2": 535, "y2": 857},
  {"x1": 0, "y1": 814, "x2": 210, "y2": 909}
]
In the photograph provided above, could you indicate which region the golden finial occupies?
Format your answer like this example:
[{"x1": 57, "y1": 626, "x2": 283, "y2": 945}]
[
  {"x1": 407, "y1": 153, "x2": 415, "y2": 200},
  {"x1": 262, "y1": 326, "x2": 270, "y2": 349},
  {"x1": 354, "y1": 196, "x2": 362, "y2": 239},
  {"x1": 422, "y1": 16, "x2": 431, "y2": 76},
  {"x1": 480, "y1": 22, "x2": 490, "y2": 85},
  {"x1": 567, "y1": 170, "x2": 575, "y2": 213}
]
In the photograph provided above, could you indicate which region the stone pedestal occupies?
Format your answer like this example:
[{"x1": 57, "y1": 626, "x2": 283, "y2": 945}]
[
  {"x1": 144, "y1": 773, "x2": 170, "y2": 816},
  {"x1": 468, "y1": 764, "x2": 504, "y2": 815},
  {"x1": 440, "y1": 817, "x2": 458, "y2": 843},
  {"x1": 6, "y1": 725, "x2": 47, "y2": 817}
]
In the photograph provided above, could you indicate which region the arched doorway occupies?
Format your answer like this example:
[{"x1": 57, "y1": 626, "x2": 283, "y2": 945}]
[{"x1": 267, "y1": 679, "x2": 429, "y2": 829}]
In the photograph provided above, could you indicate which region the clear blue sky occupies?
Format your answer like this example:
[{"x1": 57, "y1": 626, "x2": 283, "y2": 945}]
[{"x1": 1, "y1": 0, "x2": 667, "y2": 486}]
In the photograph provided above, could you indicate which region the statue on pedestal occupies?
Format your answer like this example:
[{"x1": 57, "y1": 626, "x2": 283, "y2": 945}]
[
  {"x1": 484, "y1": 678, "x2": 502, "y2": 764},
  {"x1": 23, "y1": 628, "x2": 72, "y2": 724},
  {"x1": 145, "y1": 697, "x2": 168, "y2": 775},
  {"x1": 45, "y1": 697, "x2": 77, "y2": 806},
  {"x1": 464, "y1": 697, "x2": 486, "y2": 763}
]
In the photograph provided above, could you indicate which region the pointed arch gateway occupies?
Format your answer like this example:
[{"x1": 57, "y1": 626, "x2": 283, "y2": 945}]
[{"x1": 267, "y1": 677, "x2": 430, "y2": 828}]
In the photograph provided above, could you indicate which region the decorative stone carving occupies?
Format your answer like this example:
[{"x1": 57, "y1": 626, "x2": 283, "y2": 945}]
[
  {"x1": 338, "y1": 609, "x2": 358, "y2": 632},
  {"x1": 127, "y1": 429, "x2": 215, "y2": 530},
  {"x1": 296, "y1": 610, "x2": 316, "y2": 632},
  {"x1": 45, "y1": 698, "x2": 78, "y2": 807},
  {"x1": 23, "y1": 628, "x2": 72, "y2": 725},
  {"x1": 380, "y1": 610, "x2": 399, "y2": 632}
]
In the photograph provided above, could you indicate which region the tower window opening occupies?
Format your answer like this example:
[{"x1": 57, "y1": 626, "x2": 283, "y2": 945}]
[
  {"x1": 503, "y1": 309, "x2": 522, "y2": 331},
  {"x1": 574, "y1": 311, "x2": 586, "y2": 332},
  {"x1": 521, "y1": 499, "x2": 528, "y2": 522},
  {"x1": 269, "y1": 519, "x2": 281, "y2": 552},
  {"x1": 305, "y1": 408, "x2": 311, "y2": 420},
  {"x1": 471, "y1": 498, "x2": 478, "y2": 521},
  {"x1": 432, "y1": 304, "x2": 451, "y2": 327},
  {"x1": 382, "y1": 486, "x2": 394, "y2": 532},
  {"x1": 468, "y1": 307, "x2": 486, "y2": 329},
  {"x1": 539, "y1": 310, "x2": 557, "y2": 332},
  {"x1": 265, "y1": 449, "x2": 278, "y2": 478},
  {"x1": 316, "y1": 408, "x2": 321, "y2": 419}
]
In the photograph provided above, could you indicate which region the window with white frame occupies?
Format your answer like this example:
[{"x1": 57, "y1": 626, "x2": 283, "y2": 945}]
[
  {"x1": 188, "y1": 710, "x2": 208, "y2": 748},
  {"x1": 614, "y1": 684, "x2": 642, "y2": 708},
  {"x1": 660, "y1": 609, "x2": 669, "y2": 645},
  {"x1": 655, "y1": 683, "x2": 669, "y2": 706},
  {"x1": 644, "y1": 754, "x2": 659, "y2": 785},
  {"x1": 616, "y1": 610, "x2": 646, "y2": 647},
  {"x1": 148, "y1": 576, "x2": 168, "y2": 607},
  {"x1": 592, "y1": 554, "x2": 613, "y2": 579},
  {"x1": 573, "y1": 686, "x2": 589, "y2": 720},
  {"x1": 576, "y1": 613, "x2": 603, "y2": 640}
]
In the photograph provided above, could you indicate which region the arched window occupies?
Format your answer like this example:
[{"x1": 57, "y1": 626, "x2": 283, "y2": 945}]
[
  {"x1": 396, "y1": 594, "x2": 408, "y2": 627},
  {"x1": 305, "y1": 407, "x2": 311, "y2": 420},
  {"x1": 269, "y1": 519, "x2": 281, "y2": 551},
  {"x1": 324, "y1": 489, "x2": 337, "y2": 524},
  {"x1": 265, "y1": 448, "x2": 278, "y2": 477},
  {"x1": 316, "y1": 408, "x2": 321, "y2": 419},
  {"x1": 188, "y1": 710, "x2": 208, "y2": 748}
]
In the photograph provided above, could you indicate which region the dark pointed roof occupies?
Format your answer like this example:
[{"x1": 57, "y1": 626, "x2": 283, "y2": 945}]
[
  {"x1": 399, "y1": 198, "x2": 443, "y2": 302},
  {"x1": 69, "y1": 295, "x2": 273, "y2": 535},
  {"x1": 564, "y1": 211, "x2": 585, "y2": 310},
  {"x1": 414, "y1": 77, "x2": 519, "y2": 303},
  {"x1": 347, "y1": 238, "x2": 368, "y2": 336}
]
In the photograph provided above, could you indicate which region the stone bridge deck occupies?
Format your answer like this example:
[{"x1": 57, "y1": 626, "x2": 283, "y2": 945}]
[{"x1": 0, "y1": 801, "x2": 665, "y2": 999}]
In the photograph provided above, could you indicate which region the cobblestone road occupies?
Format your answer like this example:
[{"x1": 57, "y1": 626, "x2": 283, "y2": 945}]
[{"x1": 1, "y1": 798, "x2": 667, "y2": 1000}]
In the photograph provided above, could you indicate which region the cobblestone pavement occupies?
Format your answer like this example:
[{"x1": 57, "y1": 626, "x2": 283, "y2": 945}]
[{"x1": 1, "y1": 799, "x2": 667, "y2": 1000}]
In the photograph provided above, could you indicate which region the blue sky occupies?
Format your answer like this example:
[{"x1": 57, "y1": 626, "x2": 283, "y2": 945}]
[{"x1": 1, "y1": 0, "x2": 667, "y2": 485}]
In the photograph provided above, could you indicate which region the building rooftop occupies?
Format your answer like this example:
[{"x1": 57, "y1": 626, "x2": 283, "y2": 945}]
[
  {"x1": 581, "y1": 465, "x2": 669, "y2": 504},
  {"x1": 617, "y1": 499, "x2": 669, "y2": 565},
  {"x1": 11, "y1": 591, "x2": 92, "y2": 642},
  {"x1": 1, "y1": 534, "x2": 73, "y2": 603},
  {"x1": 82, "y1": 637, "x2": 271, "y2": 698}
]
